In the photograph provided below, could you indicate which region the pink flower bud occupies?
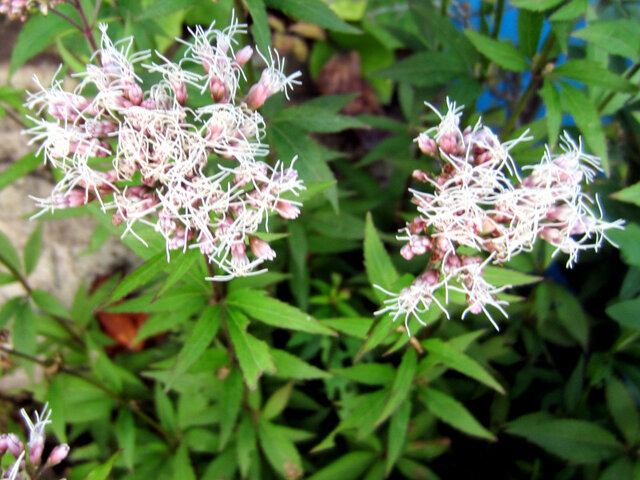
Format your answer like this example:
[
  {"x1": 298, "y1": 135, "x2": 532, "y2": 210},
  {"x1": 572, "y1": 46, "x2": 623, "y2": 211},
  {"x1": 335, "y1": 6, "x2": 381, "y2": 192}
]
[
  {"x1": 400, "y1": 244, "x2": 414, "y2": 260},
  {"x1": 140, "y1": 98, "x2": 156, "y2": 110},
  {"x1": 416, "y1": 134, "x2": 437, "y2": 156},
  {"x1": 29, "y1": 438, "x2": 44, "y2": 465},
  {"x1": 231, "y1": 240, "x2": 246, "y2": 259},
  {"x1": 6, "y1": 434, "x2": 24, "y2": 458},
  {"x1": 245, "y1": 83, "x2": 268, "y2": 110},
  {"x1": 210, "y1": 77, "x2": 226, "y2": 103},
  {"x1": 420, "y1": 269, "x2": 440, "y2": 286},
  {"x1": 46, "y1": 444, "x2": 69, "y2": 467},
  {"x1": 439, "y1": 132, "x2": 458, "y2": 155},
  {"x1": 250, "y1": 237, "x2": 276, "y2": 260},
  {"x1": 412, "y1": 169, "x2": 430, "y2": 183},
  {"x1": 276, "y1": 201, "x2": 300, "y2": 219},
  {"x1": 0, "y1": 434, "x2": 8, "y2": 456},
  {"x1": 174, "y1": 82, "x2": 188, "y2": 105},
  {"x1": 234, "y1": 46, "x2": 253, "y2": 67}
]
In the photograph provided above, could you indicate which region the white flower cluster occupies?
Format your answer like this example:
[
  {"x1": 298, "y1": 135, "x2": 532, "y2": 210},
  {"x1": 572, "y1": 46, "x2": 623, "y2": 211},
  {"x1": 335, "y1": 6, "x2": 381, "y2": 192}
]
[
  {"x1": 0, "y1": 404, "x2": 69, "y2": 479},
  {"x1": 25, "y1": 18, "x2": 304, "y2": 280},
  {"x1": 377, "y1": 99, "x2": 624, "y2": 333}
]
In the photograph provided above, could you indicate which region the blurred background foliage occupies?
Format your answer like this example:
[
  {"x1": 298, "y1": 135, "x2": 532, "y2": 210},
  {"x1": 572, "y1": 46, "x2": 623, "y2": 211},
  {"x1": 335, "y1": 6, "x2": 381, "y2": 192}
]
[{"x1": 1, "y1": 0, "x2": 640, "y2": 479}]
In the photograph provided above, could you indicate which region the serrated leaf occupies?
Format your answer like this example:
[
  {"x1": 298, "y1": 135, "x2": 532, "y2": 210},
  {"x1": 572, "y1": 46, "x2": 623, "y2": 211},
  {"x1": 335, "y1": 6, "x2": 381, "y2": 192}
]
[
  {"x1": 320, "y1": 317, "x2": 372, "y2": 339},
  {"x1": 109, "y1": 252, "x2": 166, "y2": 303},
  {"x1": 364, "y1": 212, "x2": 398, "y2": 303},
  {"x1": 219, "y1": 367, "x2": 243, "y2": 450},
  {"x1": 333, "y1": 363, "x2": 395, "y2": 385},
  {"x1": 549, "y1": 0, "x2": 587, "y2": 21},
  {"x1": 13, "y1": 302, "x2": 36, "y2": 358},
  {"x1": 156, "y1": 249, "x2": 200, "y2": 299},
  {"x1": 115, "y1": 409, "x2": 135, "y2": 469},
  {"x1": 373, "y1": 51, "x2": 467, "y2": 86},
  {"x1": 419, "y1": 387, "x2": 496, "y2": 441},
  {"x1": 226, "y1": 307, "x2": 276, "y2": 389},
  {"x1": 612, "y1": 182, "x2": 640, "y2": 207},
  {"x1": 375, "y1": 349, "x2": 417, "y2": 426},
  {"x1": 307, "y1": 451, "x2": 375, "y2": 480},
  {"x1": 84, "y1": 451, "x2": 121, "y2": 480},
  {"x1": 573, "y1": 19, "x2": 640, "y2": 59},
  {"x1": 263, "y1": 381, "x2": 294, "y2": 420},
  {"x1": 510, "y1": 0, "x2": 563, "y2": 10},
  {"x1": 172, "y1": 443, "x2": 196, "y2": 480},
  {"x1": 246, "y1": 0, "x2": 271, "y2": 55},
  {"x1": 31, "y1": 289, "x2": 70, "y2": 318},
  {"x1": 483, "y1": 266, "x2": 541, "y2": 288},
  {"x1": 552, "y1": 60, "x2": 637, "y2": 93},
  {"x1": 258, "y1": 419, "x2": 304, "y2": 479},
  {"x1": 422, "y1": 338, "x2": 504, "y2": 393},
  {"x1": 606, "y1": 377, "x2": 640, "y2": 446},
  {"x1": 274, "y1": 105, "x2": 365, "y2": 132},
  {"x1": 539, "y1": 79, "x2": 562, "y2": 145},
  {"x1": 265, "y1": 0, "x2": 359, "y2": 34},
  {"x1": 271, "y1": 348, "x2": 330, "y2": 379},
  {"x1": 0, "y1": 153, "x2": 41, "y2": 192},
  {"x1": 10, "y1": 10, "x2": 70, "y2": 75},
  {"x1": 465, "y1": 30, "x2": 528, "y2": 72},
  {"x1": 23, "y1": 223, "x2": 43, "y2": 276},
  {"x1": 386, "y1": 398, "x2": 411, "y2": 475},
  {"x1": 165, "y1": 306, "x2": 221, "y2": 391},
  {"x1": 506, "y1": 415, "x2": 623, "y2": 463},
  {"x1": 155, "y1": 382, "x2": 178, "y2": 435},
  {"x1": 518, "y1": 9, "x2": 544, "y2": 58},
  {"x1": 136, "y1": 0, "x2": 200, "y2": 20},
  {"x1": 561, "y1": 82, "x2": 608, "y2": 175},
  {"x1": 0, "y1": 229, "x2": 22, "y2": 274},
  {"x1": 227, "y1": 288, "x2": 335, "y2": 335}
]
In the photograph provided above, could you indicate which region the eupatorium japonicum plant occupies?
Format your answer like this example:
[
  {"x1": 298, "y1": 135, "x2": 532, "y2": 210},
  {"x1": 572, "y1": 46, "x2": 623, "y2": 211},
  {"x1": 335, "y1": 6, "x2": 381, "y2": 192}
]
[
  {"x1": 376, "y1": 99, "x2": 625, "y2": 333},
  {"x1": 24, "y1": 17, "x2": 304, "y2": 280}
]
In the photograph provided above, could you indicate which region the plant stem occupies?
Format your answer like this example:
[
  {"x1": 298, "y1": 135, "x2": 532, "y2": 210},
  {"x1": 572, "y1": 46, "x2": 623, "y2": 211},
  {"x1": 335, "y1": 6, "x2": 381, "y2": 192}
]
[
  {"x1": 70, "y1": 0, "x2": 98, "y2": 51},
  {"x1": 598, "y1": 61, "x2": 640, "y2": 113},
  {"x1": 48, "y1": 7, "x2": 83, "y2": 32},
  {"x1": 503, "y1": 34, "x2": 556, "y2": 137},
  {"x1": 492, "y1": 0, "x2": 505, "y2": 39}
]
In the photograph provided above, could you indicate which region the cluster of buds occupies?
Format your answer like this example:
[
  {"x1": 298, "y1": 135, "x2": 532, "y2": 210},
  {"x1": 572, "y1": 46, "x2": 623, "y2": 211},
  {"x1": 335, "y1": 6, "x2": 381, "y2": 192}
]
[
  {"x1": 0, "y1": 404, "x2": 69, "y2": 479},
  {"x1": 376, "y1": 99, "x2": 624, "y2": 333},
  {"x1": 0, "y1": 0, "x2": 61, "y2": 21},
  {"x1": 25, "y1": 17, "x2": 304, "y2": 280}
]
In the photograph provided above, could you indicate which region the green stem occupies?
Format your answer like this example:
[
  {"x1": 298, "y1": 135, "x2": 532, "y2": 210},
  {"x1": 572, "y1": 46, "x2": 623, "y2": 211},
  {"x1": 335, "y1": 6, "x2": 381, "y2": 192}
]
[
  {"x1": 492, "y1": 0, "x2": 505, "y2": 39},
  {"x1": 503, "y1": 34, "x2": 556, "y2": 137},
  {"x1": 598, "y1": 61, "x2": 640, "y2": 113}
]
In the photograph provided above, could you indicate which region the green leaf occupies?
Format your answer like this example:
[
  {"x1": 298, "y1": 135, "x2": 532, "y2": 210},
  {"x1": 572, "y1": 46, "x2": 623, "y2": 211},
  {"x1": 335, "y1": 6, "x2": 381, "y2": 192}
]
[
  {"x1": 115, "y1": 409, "x2": 135, "y2": 470},
  {"x1": 269, "y1": 122, "x2": 338, "y2": 210},
  {"x1": 373, "y1": 52, "x2": 467, "y2": 87},
  {"x1": 554, "y1": 288, "x2": 588, "y2": 348},
  {"x1": 0, "y1": 229, "x2": 22, "y2": 274},
  {"x1": 422, "y1": 338, "x2": 504, "y2": 393},
  {"x1": 552, "y1": 60, "x2": 637, "y2": 93},
  {"x1": 274, "y1": 105, "x2": 365, "y2": 132},
  {"x1": 375, "y1": 349, "x2": 417, "y2": 426},
  {"x1": 364, "y1": 212, "x2": 398, "y2": 303},
  {"x1": 609, "y1": 224, "x2": 640, "y2": 269},
  {"x1": 219, "y1": 367, "x2": 243, "y2": 450},
  {"x1": 539, "y1": 79, "x2": 562, "y2": 145},
  {"x1": 606, "y1": 377, "x2": 640, "y2": 446},
  {"x1": 109, "y1": 252, "x2": 166, "y2": 303},
  {"x1": 333, "y1": 363, "x2": 395, "y2": 386},
  {"x1": 23, "y1": 223, "x2": 43, "y2": 276},
  {"x1": 155, "y1": 383, "x2": 178, "y2": 435},
  {"x1": 606, "y1": 297, "x2": 640, "y2": 329},
  {"x1": 549, "y1": 0, "x2": 587, "y2": 21},
  {"x1": 156, "y1": 249, "x2": 200, "y2": 299},
  {"x1": 246, "y1": 0, "x2": 271, "y2": 56},
  {"x1": 31, "y1": 289, "x2": 70, "y2": 318},
  {"x1": 561, "y1": 82, "x2": 608, "y2": 175},
  {"x1": 510, "y1": 0, "x2": 563, "y2": 10},
  {"x1": 386, "y1": 400, "x2": 411, "y2": 475},
  {"x1": 173, "y1": 443, "x2": 196, "y2": 480},
  {"x1": 573, "y1": 19, "x2": 640, "y2": 59},
  {"x1": 226, "y1": 289, "x2": 335, "y2": 335},
  {"x1": 483, "y1": 266, "x2": 541, "y2": 288},
  {"x1": 165, "y1": 306, "x2": 221, "y2": 391},
  {"x1": 506, "y1": 415, "x2": 623, "y2": 464},
  {"x1": 136, "y1": 0, "x2": 200, "y2": 20},
  {"x1": 271, "y1": 348, "x2": 331, "y2": 379},
  {"x1": 10, "y1": 10, "x2": 70, "y2": 75},
  {"x1": 307, "y1": 451, "x2": 376, "y2": 480},
  {"x1": 13, "y1": 302, "x2": 36, "y2": 358},
  {"x1": 263, "y1": 381, "x2": 294, "y2": 420},
  {"x1": 258, "y1": 419, "x2": 304, "y2": 479},
  {"x1": 419, "y1": 387, "x2": 496, "y2": 441},
  {"x1": 0, "y1": 153, "x2": 41, "y2": 192},
  {"x1": 320, "y1": 317, "x2": 372, "y2": 339},
  {"x1": 517, "y1": 9, "x2": 544, "y2": 58},
  {"x1": 47, "y1": 375, "x2": 67, "y2": 443},
  {"x1": 611, "y1": 182, "x2": 640, "y2": 207},
  {"x1": 84, "y1": 451, "x2": 121, "y2": 480},
  {"x1": 465, "y1": 30, "x2": 528, "y2": 72},
  {"x1": 265, "y1": 0, "x2": 360, "y2": 34},
  {"x1": 225, "y1": 307, "x2": 276, "y2": 389},
  {"x1": 236, "y1": 416, "x2": 257, "y2": 477}
]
